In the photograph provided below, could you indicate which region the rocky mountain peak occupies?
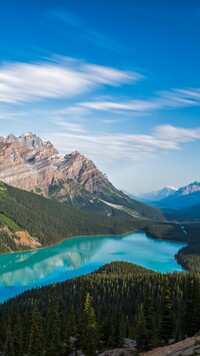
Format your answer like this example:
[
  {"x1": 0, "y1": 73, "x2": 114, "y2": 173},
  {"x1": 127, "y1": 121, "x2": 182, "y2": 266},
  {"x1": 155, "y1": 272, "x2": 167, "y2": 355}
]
[
  {"x1": 0, "y1": 132, "x2": 106, "y2": 198},
  {"x1": 64, "y1": 150, "x2": 85, "y2": 161},
  {"x1": 6, "y1": 133, "x2": 17, "y2": 143},
  {"x1": 0, "y1": 131, "x2": 161, "y2": 220},
  {"x1": 179, "y1": 181, "x2": 200, "y2": 196},
  {"x1": 17, "y1": 132, "x2": 47, "y2": 149}
]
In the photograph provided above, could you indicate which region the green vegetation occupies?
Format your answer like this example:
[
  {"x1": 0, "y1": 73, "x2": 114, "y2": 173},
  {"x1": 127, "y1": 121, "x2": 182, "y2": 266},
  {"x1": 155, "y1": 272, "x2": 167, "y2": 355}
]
[
  {"x1": 0, "y1": 213, "x2": 21, "y2": 233},
  {"x1": 1, "y1": 261, "x2": 200, "y2": 354},
  {"x1": 1, "y1": 181, "x2": 200, "y2": 271},
  {"x1": 0, "y1": 181, "x2": 144, "y2": 253}
]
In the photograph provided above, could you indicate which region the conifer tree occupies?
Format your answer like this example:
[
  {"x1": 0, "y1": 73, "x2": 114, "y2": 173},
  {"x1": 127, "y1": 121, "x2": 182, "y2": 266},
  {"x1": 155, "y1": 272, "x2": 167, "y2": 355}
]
[
  {"x1": 4, "y1": 325, "x2": 14, "y2": 356},
  {"x1": 13, "y1": 317, "x2": 23, "y2": 356},
  {"x1": 100, "y1": 317, "x2": 113, "y2": 346},
  {"x1": 80, "y1": 292, "x2": 98, "y2": 356},
  {"x1": 158, "y1": 277, "x2": 175, "y2": 343},
  {"x1": 46, "y1": 286, "x2": 61, "y2": 356},
  {"x1": 68, "y1": 305, "x2": 77, "y2": 337},
  {"x1": 135, "y1": 304, "x2": 148, "y2": 351},
  {"x1": 28, "y1": 304, "x2": 43, "y2": 356},
  {"x1": 143, "y1": 288, "x2": 155, "y2": 349},
  {"x1": 184, "y1": 275, "x2": 199, "y2": 336},
  {"x1": 113, "y1": 313, "x2": 124, "y2": 348}
]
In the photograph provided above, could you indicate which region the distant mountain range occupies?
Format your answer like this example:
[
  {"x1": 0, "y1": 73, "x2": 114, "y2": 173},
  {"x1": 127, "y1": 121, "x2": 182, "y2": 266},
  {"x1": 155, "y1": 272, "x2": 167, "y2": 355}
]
[
  {"x1": 128, "y1": 186, "x2": 178, "y2": 202},
  {"x1": 127, "y1": 182, "x2": 200, "y2": 213},
  {"x1": 152, "y1": 182, "x2": 200, "y2": 209},
  {"x1": 0, "y1": 132, "x2": 164, "y2": 221}
]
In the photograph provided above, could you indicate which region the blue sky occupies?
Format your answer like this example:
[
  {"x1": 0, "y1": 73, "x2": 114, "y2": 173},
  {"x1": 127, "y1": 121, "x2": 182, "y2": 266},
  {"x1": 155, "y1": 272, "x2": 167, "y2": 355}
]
[{"x1": 0, "y1": 0, "x2": 200, "y2": 193}]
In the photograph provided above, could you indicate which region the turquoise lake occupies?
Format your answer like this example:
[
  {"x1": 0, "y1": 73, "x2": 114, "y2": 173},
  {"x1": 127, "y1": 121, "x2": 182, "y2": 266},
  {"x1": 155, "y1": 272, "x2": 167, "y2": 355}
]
[{"x1": 0, "y1": 232, "x2": 186, "y2": 302}]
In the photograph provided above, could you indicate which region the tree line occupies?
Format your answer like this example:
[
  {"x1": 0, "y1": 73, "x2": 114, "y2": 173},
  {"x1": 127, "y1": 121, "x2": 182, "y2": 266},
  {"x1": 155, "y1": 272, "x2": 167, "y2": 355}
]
[{"x1": 0, "y1": 261, "x2": 200, "y2": 355}]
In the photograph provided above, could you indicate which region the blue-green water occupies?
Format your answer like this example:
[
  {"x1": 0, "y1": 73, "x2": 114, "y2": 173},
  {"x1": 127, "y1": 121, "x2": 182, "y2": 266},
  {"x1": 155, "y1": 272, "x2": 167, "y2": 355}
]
[{"x1": 0, "y1": 232, "x2": 186, "y2": 302}]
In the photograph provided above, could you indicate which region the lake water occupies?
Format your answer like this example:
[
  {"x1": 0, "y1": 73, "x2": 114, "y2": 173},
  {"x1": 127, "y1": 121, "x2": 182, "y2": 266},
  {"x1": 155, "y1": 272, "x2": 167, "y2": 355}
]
[{"x1": 0, "y1": 232, "x2": 186, "y2": 302}]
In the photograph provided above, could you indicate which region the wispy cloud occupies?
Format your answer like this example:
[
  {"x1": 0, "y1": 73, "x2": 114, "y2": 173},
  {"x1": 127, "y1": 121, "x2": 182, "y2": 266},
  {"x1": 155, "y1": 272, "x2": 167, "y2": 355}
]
[
  {"x1": 77, "y1": 87, "x2": 199, "y2": 113},
  {"x1": 47, "y1": 9, "x2": 122, "y2": 50},
  {"x1": 0, "y1": 107, "x2": 27, "y2": 121},
  {"x1": 45, "y1": 125, "x2": 200, "y2": 162},
  {"x1": 53, "y1": 120, "x2": 86, "y2": 133},
  {"x1": 78, "y1": 99, "x2": 158, "y2": 112},
  {"x1": 155, "y1": 125, "x2": 200, "y2": 142},
  {"x1": 0, "y1": 57, "x2": 141, "y2": 104}
]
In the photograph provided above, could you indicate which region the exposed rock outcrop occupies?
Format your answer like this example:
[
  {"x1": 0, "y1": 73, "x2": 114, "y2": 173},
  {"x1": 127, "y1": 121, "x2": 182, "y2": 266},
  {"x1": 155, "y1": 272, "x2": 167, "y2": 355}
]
[{"x1": 0, "y1": 132, "x2": 164, "y2": 219}]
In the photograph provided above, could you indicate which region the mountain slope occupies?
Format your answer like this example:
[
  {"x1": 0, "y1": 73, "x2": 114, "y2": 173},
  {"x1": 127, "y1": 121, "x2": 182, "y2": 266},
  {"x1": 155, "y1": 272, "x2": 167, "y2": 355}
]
[
  {"x1": 0, "y1": 181, "x2": 193, "y2": 260},
  {"x1": 0, "y1": 181, "x2": 144, "y2": 253},
  {"x1": 0, "y1": 132, "x2": 165, "y2": 220},
  {"x1": 171, "y1": 204, "x2": 200, "y2": 221},
  {"x1": 0, "y1": 212, "x2": 41, "y2": 253}
]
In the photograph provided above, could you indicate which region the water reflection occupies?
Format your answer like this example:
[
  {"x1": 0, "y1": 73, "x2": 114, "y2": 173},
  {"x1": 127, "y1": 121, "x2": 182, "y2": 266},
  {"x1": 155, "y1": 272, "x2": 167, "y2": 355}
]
[
  {"x1": 0, "y1": 237, "x2": 105, "y2": 286},
  {"x1": 0, "y1": 233, "x2": 186, "y2": 302}
]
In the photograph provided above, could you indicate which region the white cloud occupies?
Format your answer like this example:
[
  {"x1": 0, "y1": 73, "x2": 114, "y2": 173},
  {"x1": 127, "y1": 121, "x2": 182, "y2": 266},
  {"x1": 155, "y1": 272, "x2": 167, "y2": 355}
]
[
  {"x1": 155, "y1": 125, "x2": 200, "y2": 142},
  {"x1": 45, "y1": 125, "x2": 200, "y2": 162},
  {"x1": 79, "y1": 99, "x2": 158, "y2": 112},
  {"x1": 0, "y1": 58, "x2": 141, "y2": 104},
  {"x1": 175, "y1": 88, "x2": 200, "y2": 100},
  {"x1": 77, "y1": 87, "x2": 200, "y2": 113},
  {"x1": 53, "y1": 120, "x2": 86, "y2": 133}
]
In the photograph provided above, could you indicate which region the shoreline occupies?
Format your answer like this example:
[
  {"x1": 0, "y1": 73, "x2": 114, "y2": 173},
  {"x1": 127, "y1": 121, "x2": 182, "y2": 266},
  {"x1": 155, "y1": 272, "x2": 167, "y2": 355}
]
[
  {"x1": 0, "y1": 229, "x2": 140, "y2": 255},
  {"x1": 0, "y1": 228, "x2": 187, "y2": 271}
]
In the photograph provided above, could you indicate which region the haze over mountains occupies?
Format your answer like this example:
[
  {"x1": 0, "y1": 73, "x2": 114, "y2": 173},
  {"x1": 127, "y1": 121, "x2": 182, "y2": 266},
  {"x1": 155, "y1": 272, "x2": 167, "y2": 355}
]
[
  {"x1": 130, "y1": 186, "x2": 178, "y2": 202},
  {"x1": 151, "y1": 182, "x2": 200, "y2": 209},
  {"x1": 0, "y1": 132, "x2": 163, "y2": 221},
  {"x1": 128, "y1": 182, "x2": 200, "y2": 221}
]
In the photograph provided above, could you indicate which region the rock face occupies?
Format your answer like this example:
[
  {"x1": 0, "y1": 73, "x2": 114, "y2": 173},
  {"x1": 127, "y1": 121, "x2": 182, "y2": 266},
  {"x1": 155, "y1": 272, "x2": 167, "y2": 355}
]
[
  {"x1": 140, "y1": 335, "x2": 200, "y2": 356},
  {"x1": 0, "y1": 226, "x2": 41, "y2": 252},
  {"x1": 0, "y1": 132, "x2": 164, "y2": 219},
  {"x1": 0, "y1": 132, "x2": 113, "y2": 201},
  {"x1": 0, "y1": 132, "x2": 60, "y2": 195}
]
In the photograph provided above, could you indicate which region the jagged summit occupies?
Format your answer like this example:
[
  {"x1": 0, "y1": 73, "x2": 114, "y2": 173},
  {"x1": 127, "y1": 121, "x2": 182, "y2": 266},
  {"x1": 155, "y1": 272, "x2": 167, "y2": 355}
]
[
  {"x1": 6, "y1": 133, "x2": 17, "y2": 143},
  {"x1": 0, "y1": 132, "x2": 164, "y2": 220},
  {"x1": 153, "y1": 181, "x2": 200, "y2": 209},
  {"x1": 70, "y1": 150, "x2": 82, "y2": 156},
  {"x1": 175, "y1": 181, "x2": 200, "y2": 196}
]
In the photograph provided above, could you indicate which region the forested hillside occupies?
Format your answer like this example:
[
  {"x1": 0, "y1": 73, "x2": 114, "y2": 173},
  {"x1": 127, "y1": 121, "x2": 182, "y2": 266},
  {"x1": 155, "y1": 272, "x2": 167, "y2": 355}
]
[
  {"x1": 0, "y1": 261, "x2": 200, "y2": 355},
  {"x1": 1, "y1": 181, "x2": 200, "y2": 271},
  {"x1": 0, "y1": 181, "x2": 142, "y2": 253}
]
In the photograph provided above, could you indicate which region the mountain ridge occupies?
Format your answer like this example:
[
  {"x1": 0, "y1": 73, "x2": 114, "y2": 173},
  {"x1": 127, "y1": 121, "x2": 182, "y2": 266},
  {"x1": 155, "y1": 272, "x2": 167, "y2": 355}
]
[
  {"x1": 130, "y1": 186, "x2": 178, "y2": 202},
  {"x1": 153, "y1": 181, "x2": 200, "y2": 209},
  {"x1": 0, "y1": 132, "x2": 165, "y2": 221}
]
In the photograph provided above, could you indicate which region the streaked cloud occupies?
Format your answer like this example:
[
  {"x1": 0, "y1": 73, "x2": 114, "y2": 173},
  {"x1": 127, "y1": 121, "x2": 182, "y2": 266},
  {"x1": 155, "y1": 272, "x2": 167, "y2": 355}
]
[
  {"x1": 45, "y1": 125, "x2": 200, "y2": 162},
  {"x1": 53, "y1": 120, "x2": 86, "y2": 133},
  {"x1": 79, "y1": 99, "x2": 158, "y2": 112},
  {"x1": 155, "y1": 125, "x2": 200, "y2": 142},
  {"x1": 77, "y1": 87, "x2": 199, "y2": 113},
  {"x1": 0, "y1": 58, "x2": 141, "y2": 104}
]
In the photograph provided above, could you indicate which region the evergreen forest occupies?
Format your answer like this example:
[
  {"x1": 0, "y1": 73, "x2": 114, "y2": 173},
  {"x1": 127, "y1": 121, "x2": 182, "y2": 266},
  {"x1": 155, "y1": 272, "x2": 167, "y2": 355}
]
[{"x1": 0, "y1": 262, "x2": 200, "y2": 355}]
